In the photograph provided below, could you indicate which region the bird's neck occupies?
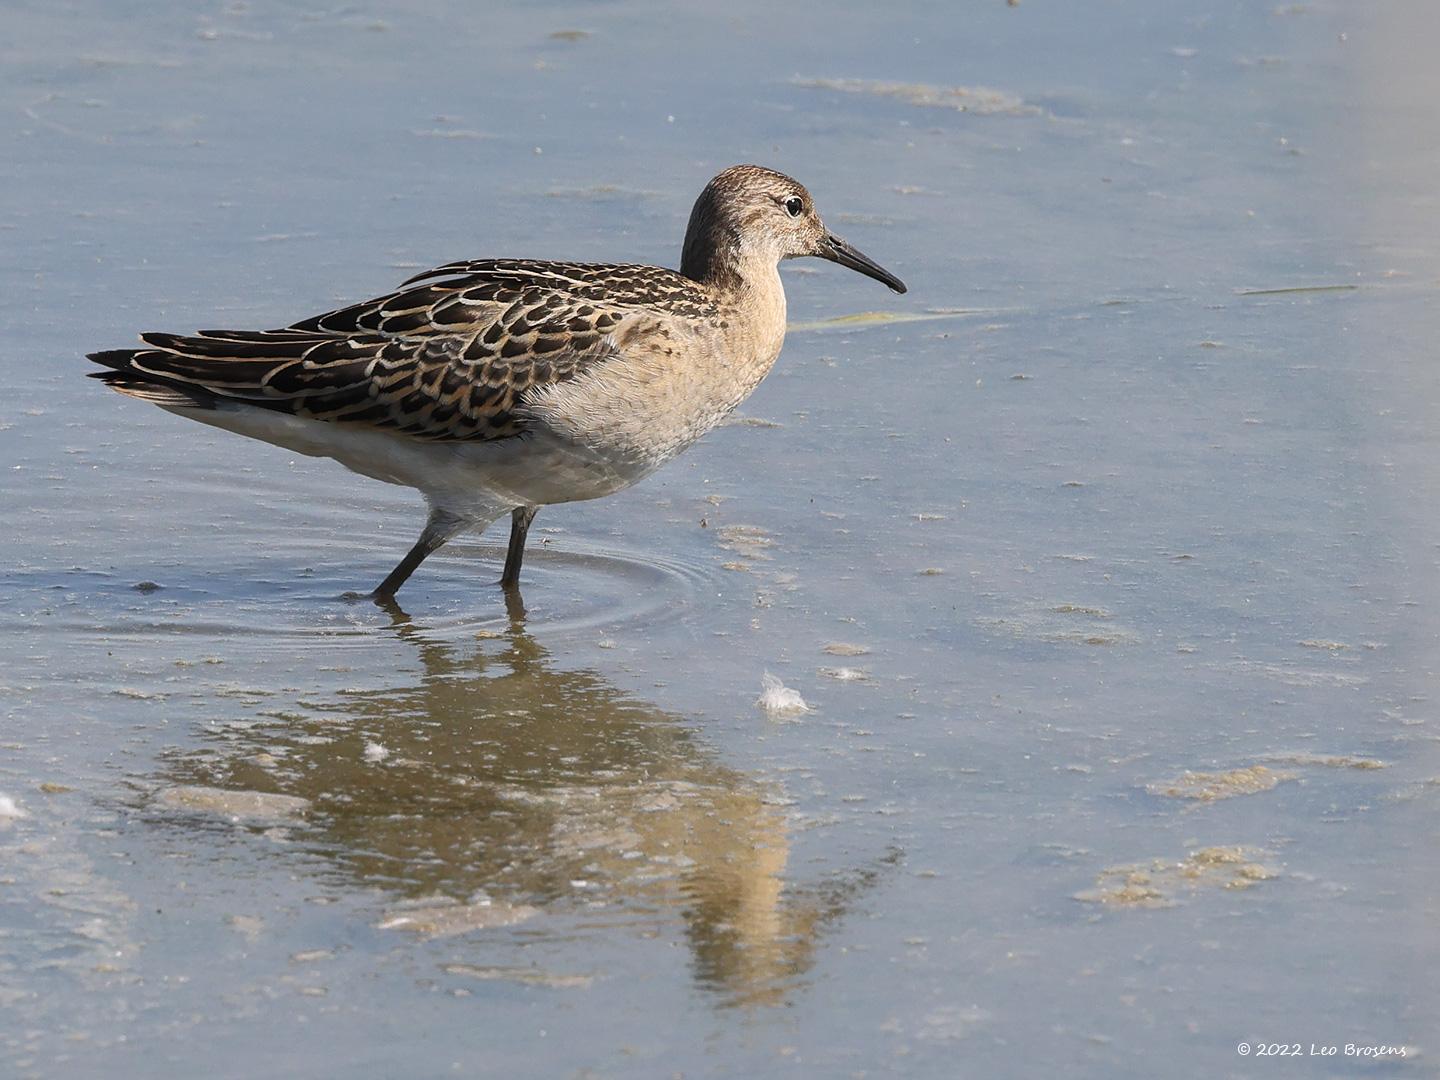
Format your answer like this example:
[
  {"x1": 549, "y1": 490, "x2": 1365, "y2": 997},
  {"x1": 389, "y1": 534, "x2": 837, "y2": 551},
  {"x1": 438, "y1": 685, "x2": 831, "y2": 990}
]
[
  {"x1": 730, "y1": 255, "x2": 788, "y2": 363},
  {"x1": 683, "y1": 231, "x2": 786, "y2": 348},
  {"x1": 680, "y1": 204, "x2": 783, "y2": 303},
  {"x1": 696, "y1": 252, "x2": 784, "y2": 371}
]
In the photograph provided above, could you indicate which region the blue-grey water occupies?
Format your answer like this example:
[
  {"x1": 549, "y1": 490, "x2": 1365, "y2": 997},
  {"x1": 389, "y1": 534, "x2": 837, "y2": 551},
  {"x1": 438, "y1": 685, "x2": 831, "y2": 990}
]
[{"x1": 2, "y1": 2, "x2": 1437, "y2": 1076}]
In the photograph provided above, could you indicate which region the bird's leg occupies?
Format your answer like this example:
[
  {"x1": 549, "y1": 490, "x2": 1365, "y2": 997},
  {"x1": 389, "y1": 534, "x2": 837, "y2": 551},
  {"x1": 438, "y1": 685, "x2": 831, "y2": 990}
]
[
  {"x1": 500, "y1": 506, "x2": 537, "y2": 589},
  {"x1": 372, "y1": 509, "x2": 466, "y2": 600}
]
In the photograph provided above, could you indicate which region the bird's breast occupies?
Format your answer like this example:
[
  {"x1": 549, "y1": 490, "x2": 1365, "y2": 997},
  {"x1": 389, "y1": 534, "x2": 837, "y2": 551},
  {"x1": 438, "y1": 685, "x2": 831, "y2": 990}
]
[{"x1": 523, "y1": 313, "x2": 786, "y2": 473}]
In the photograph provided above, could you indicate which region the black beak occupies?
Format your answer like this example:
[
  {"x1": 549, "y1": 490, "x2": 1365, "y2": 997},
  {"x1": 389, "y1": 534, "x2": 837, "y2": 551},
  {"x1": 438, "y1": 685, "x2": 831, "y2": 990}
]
[{"x1": 817, "y1": 232, "x2": 907, "y2": 294}]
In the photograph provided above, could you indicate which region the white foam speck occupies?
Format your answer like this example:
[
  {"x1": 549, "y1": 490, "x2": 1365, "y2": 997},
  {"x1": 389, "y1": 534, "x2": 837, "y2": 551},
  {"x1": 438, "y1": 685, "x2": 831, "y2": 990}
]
[
  {"x1": 819, "y1": 666, "x2": 870, "y2": 682},
  {"x1": 758, "y1": 673, "x2": 811, "y2": 716},
  {"x1": 363, "y1": 741, "x2": 389, "y2": 763},
  {"x1": 0, "y1": 794, "x2": 27, "y2": 819}
]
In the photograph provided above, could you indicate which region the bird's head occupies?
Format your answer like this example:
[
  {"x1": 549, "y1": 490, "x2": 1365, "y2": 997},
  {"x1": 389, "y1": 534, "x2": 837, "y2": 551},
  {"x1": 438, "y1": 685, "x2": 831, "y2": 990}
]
[{"x1": 682, "y1": 164, "x2": 906, "y2": 294}]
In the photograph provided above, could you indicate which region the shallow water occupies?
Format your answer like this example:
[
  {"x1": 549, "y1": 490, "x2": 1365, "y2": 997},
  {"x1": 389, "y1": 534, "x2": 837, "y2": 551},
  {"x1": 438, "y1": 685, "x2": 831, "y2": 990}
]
[{"x1": 3, "y1": 1, "x2": 1438, "y2": 1076}]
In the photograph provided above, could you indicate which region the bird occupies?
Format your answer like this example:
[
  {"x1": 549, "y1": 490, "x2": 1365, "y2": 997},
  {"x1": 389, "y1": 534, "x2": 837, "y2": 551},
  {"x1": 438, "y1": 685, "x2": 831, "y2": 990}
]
[{"x1": 88, "y1": 164, "x2": 907, "y2": 600}]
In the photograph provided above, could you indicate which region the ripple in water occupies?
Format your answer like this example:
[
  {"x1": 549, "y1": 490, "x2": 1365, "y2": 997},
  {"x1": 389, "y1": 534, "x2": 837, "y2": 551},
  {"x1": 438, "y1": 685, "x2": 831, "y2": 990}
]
[{"x1": 15, "y1": 537, "x2": 715, "y2": 653}]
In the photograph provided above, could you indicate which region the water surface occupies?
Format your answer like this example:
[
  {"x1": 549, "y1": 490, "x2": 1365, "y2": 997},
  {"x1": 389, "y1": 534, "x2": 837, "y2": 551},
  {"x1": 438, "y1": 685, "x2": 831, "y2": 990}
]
[{"x1": 2, "y1": 2, "x2": 1437, "y2": 1076}]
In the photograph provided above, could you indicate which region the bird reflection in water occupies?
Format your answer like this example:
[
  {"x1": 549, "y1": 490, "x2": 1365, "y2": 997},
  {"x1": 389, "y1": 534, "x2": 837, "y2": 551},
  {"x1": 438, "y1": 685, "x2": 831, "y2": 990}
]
[{"x1": 156, "y1": 591, "x2": 893, "y2": 1008}]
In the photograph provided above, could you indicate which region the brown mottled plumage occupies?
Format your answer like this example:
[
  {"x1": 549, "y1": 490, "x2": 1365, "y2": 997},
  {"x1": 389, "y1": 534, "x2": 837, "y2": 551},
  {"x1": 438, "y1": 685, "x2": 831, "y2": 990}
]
[
  {"x1": 89, "y1": 165, "x2": 906, "y2": 601},
  {"x1": 92, "y1": 261, "x2": 718, "y2": 441}
]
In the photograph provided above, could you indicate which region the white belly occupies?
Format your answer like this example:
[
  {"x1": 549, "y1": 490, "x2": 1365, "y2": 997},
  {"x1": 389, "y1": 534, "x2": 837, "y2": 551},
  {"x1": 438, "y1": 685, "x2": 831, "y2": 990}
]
[{"x1": 172, "y1": 401, "x2": 657, "y2": 527}]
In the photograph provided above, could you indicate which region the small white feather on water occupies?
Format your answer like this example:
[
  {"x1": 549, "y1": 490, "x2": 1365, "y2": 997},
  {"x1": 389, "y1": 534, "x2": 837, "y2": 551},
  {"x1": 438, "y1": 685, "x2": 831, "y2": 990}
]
[
  {"x1": 363, "y1": 741, "x2": 390, "y2": 764},
  {"x1": 758, "y1": 672, "x2": 811, "y2": 717}
]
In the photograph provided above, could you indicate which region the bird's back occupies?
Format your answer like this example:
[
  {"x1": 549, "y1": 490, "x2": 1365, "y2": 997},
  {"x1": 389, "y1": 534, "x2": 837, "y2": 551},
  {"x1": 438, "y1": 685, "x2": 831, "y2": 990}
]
[{"x1": 89, "y1": 259, "x2": 723, "y2": 443}]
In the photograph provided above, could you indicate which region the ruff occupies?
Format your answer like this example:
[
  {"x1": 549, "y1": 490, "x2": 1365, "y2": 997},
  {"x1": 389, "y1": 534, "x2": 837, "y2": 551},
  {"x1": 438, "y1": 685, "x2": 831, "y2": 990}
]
[{"x1": 89, "y1": 164, "x2": 906, "y2": 599}]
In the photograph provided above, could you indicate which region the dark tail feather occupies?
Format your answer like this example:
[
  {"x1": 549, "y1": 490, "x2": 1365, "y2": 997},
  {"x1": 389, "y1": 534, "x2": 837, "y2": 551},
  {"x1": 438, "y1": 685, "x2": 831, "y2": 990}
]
[
  {"x1": 87, "y1": 353, "x2": 218, "y2": 410},
  {"x1": 88, "y1": 348, "x2": 144, "y2": 372}
]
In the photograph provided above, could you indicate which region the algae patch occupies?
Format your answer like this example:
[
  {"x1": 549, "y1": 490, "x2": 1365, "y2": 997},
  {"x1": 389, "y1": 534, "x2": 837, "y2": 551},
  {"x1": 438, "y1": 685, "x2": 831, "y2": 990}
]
[
  {"x1": 443, "y1": 964, "x2": 592, "y2": 989},
  {"x1": 788, "y1": 308, "x2": 1006, "y2": 333},
  {"x1": 1076, "y1": 847, "x2": 1277, "y2": 908},
  {"x1": 152, "y1": 785, "x2": 310, "y2": 825},
  {"x1": 979, "y1": 605, "x2": 1139, "y2": 647},
  {"x1": 1236, "y1": 284, "x2": 1359, "y2": 296},
  {"x1": 715, "y1": 524, "x2": 775, "y2": 561},
  {"x1": 1269, "y1": 753, "x2": 1386, "y2": 770},
  {"x1": 378, "y1": 893, "x2": 539, "y2": 939},
  {"x1": 1146, "y1": 765, "x2": 1293, "y2": 802},
  {"x1": 793, "y1": 76, "x2": 1041, "y2": 117}
]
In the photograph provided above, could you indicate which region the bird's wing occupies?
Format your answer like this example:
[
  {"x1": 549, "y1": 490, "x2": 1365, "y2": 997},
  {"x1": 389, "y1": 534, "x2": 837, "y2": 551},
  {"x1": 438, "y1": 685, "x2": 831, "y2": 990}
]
[{"x1": 87, "y1": 263, "x2": 642, "y2": 441}]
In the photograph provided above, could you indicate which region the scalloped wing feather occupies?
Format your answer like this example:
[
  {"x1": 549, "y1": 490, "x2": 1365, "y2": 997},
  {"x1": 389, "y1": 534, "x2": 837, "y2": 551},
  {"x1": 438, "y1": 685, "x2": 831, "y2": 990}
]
[{"x1": 85, "y1": 259, "x2": 718, "y2": 442}]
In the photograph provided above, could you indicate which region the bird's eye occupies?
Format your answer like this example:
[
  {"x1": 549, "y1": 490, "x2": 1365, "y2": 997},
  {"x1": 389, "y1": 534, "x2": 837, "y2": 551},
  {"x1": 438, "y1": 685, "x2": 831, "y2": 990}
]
[{"x1": 783, "y1": 195, "x2": 804, "y2": 218}]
